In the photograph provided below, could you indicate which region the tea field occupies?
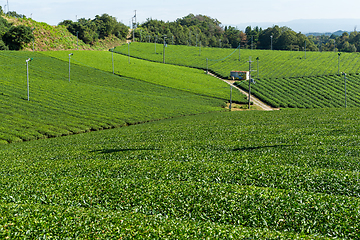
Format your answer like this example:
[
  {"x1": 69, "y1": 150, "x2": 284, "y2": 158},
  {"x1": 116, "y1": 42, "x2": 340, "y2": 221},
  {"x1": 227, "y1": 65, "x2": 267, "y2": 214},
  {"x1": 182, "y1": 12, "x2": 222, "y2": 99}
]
[
  {"x1": 0, "y1": 108, "x2": 359, "y2": 238},
  {"x1": 0, "y1": 51, "x2": 235, "y2": 144},
  {"x1": 114, "y1": 43, "x2": 360, "y2": 109},
  {"x1": 42, "y1": 50, "x2": 247, "y2": 104},
  {"x1": 236, "y1": 74, "x2": 360, "y2": 108},
  {"x1": 114, "y1": 42, "x2": 360, "y2": 79}
]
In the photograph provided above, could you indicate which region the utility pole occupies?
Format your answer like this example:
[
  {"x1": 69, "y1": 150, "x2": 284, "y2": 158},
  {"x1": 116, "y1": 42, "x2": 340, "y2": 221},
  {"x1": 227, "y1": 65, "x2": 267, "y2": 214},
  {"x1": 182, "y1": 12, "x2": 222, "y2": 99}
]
[
  {"x1": 26, "y1": 58, "x2": 33, "y2": 101},
  {"x1": 128, "y1": 42, "x2": 131, "y2": 64},
  {"x1": 229, "y1": 85, "x2": 232, "y2": 110},
  {"x1": 132, "y1": 10, "x2": 136, "y2": 42},
  {"x1": 342, "y1": 72, "x2": 347, "y2": 108},
  {"x1": 338, "y1": 52, "x2": 341, "y2": 75},
  {"x1": 206, "y1": 58, "x2": 208, "y2": 74},
  {"x1": 248, "y1": 57, "x2": 253, "y2": 109},
  {"x1": 111, "y1": 48, "x2": 114, "y2": 74},
  {"x1": 163, "y1": 35, "x2": 167, "y2": 63},
  {"x1": 68, "y1": 53, "x2": 73, "y2": 82},
  {"x1": 270, "y1": 35, "x2": 273, "y2": 50},
  {"x1": 256, "y1": 57, "x2": 259, "y2": 79}
]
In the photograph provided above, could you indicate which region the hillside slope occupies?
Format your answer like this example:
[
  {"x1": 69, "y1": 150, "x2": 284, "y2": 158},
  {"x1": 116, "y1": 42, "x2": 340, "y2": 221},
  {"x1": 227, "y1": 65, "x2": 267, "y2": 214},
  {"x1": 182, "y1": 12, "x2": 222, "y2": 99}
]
[
  {"x1": 3, "y1": 16, "x2": 124, "y2": 51},
  {"x1": 0, "y1": 51, "x2": 226, "y2": 144}
]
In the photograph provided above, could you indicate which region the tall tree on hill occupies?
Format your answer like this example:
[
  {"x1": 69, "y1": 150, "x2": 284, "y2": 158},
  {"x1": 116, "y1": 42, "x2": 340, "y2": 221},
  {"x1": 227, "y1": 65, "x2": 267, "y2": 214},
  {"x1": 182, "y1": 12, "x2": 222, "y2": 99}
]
[
  {"x1": 257, "y1": 25, "x2": 317, "y2": 51},
  {"x1": 59, "y1": 14, "x2": 128, "y2": 45},
  {"x1": 0, "y1": 16, "x2": 10, "y2": 50},
  {"x1": 138, "y1": 14, "x2": 230, "y2": 48},
  {"x1": 2, "y1": 25, "x2": 34, "y2": 50}
]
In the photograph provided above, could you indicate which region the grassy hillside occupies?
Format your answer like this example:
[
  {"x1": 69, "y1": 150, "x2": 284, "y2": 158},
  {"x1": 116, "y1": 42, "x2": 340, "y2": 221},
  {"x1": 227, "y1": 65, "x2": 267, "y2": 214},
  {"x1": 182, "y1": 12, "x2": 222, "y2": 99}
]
[
  {"x1": 0, "y1": 51, "x2": 228, "y2": 144},
  {"x1": 4, "y1": 16, "x2": 124, "y2": 51},
  {"x1": 0, "y1": 108, "x2": 359, "y2": 238}
]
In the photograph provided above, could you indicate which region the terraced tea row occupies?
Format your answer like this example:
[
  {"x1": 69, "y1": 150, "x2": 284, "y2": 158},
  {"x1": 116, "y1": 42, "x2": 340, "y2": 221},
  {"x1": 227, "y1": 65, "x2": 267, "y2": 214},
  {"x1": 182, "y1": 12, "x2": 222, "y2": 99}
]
[
  {"x1": 0, "y1": 109, "x2": 359, "y2": 238},
  {"x1": 236, "y1": 74, "x2": 360, "y2": 108}
]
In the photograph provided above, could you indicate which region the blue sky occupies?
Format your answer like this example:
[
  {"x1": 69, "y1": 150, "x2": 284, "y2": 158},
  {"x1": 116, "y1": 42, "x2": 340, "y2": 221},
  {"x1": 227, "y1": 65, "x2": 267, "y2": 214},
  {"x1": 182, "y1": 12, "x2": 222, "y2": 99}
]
[{"x1": 3, "y1": 0, "x2": 360, "y2": 28}]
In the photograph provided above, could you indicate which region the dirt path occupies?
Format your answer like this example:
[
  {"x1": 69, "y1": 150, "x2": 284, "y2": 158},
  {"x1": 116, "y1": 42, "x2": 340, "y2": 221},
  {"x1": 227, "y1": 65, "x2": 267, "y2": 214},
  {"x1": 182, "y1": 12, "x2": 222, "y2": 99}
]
[{"x1": 207, "y1": 72, "x2": 276, "y2": 111}]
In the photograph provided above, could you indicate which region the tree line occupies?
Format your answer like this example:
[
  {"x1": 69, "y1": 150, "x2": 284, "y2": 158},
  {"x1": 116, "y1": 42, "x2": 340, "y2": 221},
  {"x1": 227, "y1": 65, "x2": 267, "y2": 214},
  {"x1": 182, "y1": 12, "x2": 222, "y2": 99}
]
[
  {"x1": 308, "y1": 32, "x2": 360, "y2": 52},
  {"x1": 0, "y1": 7, "x2": 34, "y2": 50},
  {"x1": 1, "y1": 7, "x2": 360, "y2": 53},
  {"x1": 133, "y1": 14, "x2": 360, "y2": 53},
  {"x1": 59, "y1": 14, "x2": 128, "y2": 45},
  {"x1": 132, "y1": 14, "x2": 318, "y2": 51}
]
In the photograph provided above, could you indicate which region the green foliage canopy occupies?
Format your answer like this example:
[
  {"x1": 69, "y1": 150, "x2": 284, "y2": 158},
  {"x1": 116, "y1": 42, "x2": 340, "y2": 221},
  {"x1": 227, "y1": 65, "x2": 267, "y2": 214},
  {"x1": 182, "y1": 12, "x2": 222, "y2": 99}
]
[
  {"x1": 59, "y1": 14, "x2": 128, "y2": 45},
  {"x1": 2, "y1": 25, "x2": 34, "y2": 50}
]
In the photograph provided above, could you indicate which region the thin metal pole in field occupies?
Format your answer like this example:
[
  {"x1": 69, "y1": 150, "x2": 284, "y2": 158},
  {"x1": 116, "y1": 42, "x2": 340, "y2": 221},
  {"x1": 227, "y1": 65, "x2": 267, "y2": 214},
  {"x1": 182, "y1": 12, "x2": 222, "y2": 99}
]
[
  {"x1": 128, "y1": 43, "x2": 130, "y2": 64},
  {"x1": 69, "y1": 53, "x2": 73, "y2": 82},
  {"x1": 111, "y1": 48, "x2": 114, "y2": 74},
  {"x1": 206, "y1": 58, "x2": 208, "y2": 74},
  {"x1": 199, "y1": 41, "x2": 201, "y2": 56},
  {"x1": 343, "y1": 72, "x2": 347, "y2": 108},
  {"x1": 338, "y1": 52, "x2": 341, "y2": 75},
  {"x1": 256, "y1": 57, "x2": 259, "y2": 79},
  {"x1": 163, "y1": 35, "x2": 167, "y2": 64},
  {"x1": 248, "y1": 57, "x2": 252, "y2": 109},
  {"x1": 230, "y1": 85, "x2": 232, "y2": 110},
  {"x1": 26, "y1": 58, "x2": 32, "y2": 101}
]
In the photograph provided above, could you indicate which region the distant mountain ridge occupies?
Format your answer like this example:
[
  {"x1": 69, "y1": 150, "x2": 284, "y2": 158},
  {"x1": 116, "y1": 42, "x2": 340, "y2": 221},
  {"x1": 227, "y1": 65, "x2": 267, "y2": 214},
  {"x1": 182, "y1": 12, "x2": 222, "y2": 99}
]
[
  {"x1": 306, "y1": 30, "x2": 347, "y2": 37},
  {"x1": 233, "y1": 19, "x2": 360, "y2": 35}
]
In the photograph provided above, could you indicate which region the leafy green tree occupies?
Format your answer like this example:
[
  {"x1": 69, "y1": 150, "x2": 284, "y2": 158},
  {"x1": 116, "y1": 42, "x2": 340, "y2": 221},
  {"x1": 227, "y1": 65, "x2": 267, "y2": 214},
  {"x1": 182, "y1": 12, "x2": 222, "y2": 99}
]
[
  {"x1": 257, "y1": 25, "x2": 281, "y2": 49},
  {"x1": 59, "y1": 14, "x2": 128, "y2": 45},
  {"x1": 0, "y1": 16, "x2": 11, "y2": 37},
  {"x1": 277, "y1": 29, "x2": 297, "y2": 50},
  {"x1": 6, "y1": 11, "x2": 26, "y2": 18},
  {"x1": 2, "y1": 25, "x2": 34, "y2": 50}
]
